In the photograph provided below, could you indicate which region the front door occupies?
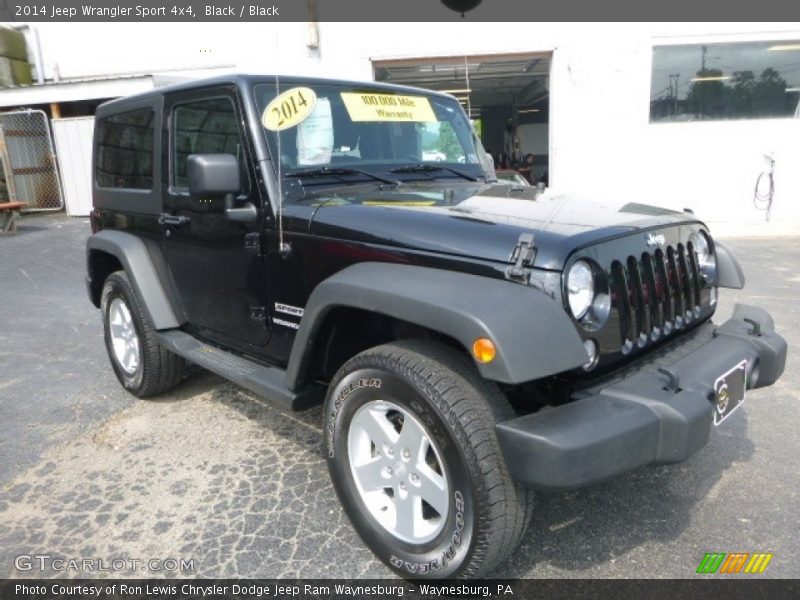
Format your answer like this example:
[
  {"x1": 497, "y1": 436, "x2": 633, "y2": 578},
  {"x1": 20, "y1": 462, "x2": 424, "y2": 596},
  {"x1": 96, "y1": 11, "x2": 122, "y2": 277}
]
[{"x1": 162, "y1": 87, "x2": 270, "y2": 349}]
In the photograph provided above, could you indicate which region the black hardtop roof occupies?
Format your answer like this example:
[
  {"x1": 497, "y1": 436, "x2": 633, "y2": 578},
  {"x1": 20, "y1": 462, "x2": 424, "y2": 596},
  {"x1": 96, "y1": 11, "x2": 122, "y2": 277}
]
[{"x1": 96, "y1": 73, "x2": 453, "y2": 114}]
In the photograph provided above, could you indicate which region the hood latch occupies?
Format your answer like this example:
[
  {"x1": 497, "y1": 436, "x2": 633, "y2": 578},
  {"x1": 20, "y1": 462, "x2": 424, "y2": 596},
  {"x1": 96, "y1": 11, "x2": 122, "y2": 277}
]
[{"x1": 505, "y1": 233, "x2": 536, "y2": 284}]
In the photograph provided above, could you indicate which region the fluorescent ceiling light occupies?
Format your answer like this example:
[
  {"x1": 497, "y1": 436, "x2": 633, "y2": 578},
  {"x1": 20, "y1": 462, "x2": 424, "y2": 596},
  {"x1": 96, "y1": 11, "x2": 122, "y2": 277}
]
[
  {"x1": 418, "y1": 63, "x2": 479, "y2": 73},
  {"x1": 767, "y1": 43, "x2": 800, "y2": 51},
  {"x1": 518, "y1": 108, "x2": 540, "y2": 113},
  {"x1": 419, "y1": 66, "x2": 455, "y2": 72},
  {"x1": 786, "y1": 87, "x2": 800, "y2": 92},
  {"x1": 691, "y1": 76, "x2": 731, "y2": 82},
  {"x1": 439, "y1": 88, "x2": 472, "y2": 94}
]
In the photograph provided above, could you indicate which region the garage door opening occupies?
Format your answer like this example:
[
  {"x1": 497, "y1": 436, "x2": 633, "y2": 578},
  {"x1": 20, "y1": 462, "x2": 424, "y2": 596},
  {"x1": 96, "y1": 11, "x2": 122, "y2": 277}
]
[{"x1": 373, "y1": 52, "x2": 552, "y2": 186}]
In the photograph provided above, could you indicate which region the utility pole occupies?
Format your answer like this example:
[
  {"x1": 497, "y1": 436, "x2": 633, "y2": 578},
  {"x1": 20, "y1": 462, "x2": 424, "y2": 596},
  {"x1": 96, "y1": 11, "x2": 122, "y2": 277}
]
[
  {"x1": 669, "y1": 73, "x2": 680, "y2": 117},
  {"x1": 307, "y1": 0, "x2": 319, "y2": 50}
]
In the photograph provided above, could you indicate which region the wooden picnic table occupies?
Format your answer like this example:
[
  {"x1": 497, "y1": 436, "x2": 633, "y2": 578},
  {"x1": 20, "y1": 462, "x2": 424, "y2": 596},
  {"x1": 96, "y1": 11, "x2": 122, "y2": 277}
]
[{"x1": 0, "y1": 201, "x2": 27, "y2": 233}]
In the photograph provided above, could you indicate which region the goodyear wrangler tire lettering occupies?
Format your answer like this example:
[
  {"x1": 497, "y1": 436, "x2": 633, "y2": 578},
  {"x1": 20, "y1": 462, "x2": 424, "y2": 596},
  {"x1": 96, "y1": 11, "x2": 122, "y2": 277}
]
[
  {"x1": 323, "y1": 340, "x2": 533, "y2": 578},
  {"x1": 327, "y1": 378, "x2": 382, "y2": 458},
  {"x1": 389, "y1": 488, "x2": 467, "y2": 575}
]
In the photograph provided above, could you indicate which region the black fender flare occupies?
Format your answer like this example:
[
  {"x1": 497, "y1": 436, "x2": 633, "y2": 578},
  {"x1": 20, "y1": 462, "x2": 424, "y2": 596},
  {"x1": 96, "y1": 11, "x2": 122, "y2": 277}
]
[
  {"x1": 285, "y1": 262, "x2": 588, "y2": 389},
  {"x1": 714, "y1": 241, "x2": 746, "y2": 289},
  {"x1": 86, "y1": 230, "x2": 183, "y2": 330}
]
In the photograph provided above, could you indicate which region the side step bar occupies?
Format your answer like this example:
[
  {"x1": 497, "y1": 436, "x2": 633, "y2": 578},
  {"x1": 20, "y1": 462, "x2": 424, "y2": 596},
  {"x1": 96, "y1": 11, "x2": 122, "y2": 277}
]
[{"x1": 155, "y1": 330, "x2": 324, "y2": 411}]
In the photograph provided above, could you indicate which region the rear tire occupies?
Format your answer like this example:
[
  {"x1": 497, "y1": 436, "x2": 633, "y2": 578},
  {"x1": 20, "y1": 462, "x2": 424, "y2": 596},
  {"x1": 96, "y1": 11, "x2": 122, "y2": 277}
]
[
  {"x1": 324, "y1": 339, "x2": 533, "y2": 578},
  {"x1": 101, "y1": 271, "x2": 185, "y2": 398}
]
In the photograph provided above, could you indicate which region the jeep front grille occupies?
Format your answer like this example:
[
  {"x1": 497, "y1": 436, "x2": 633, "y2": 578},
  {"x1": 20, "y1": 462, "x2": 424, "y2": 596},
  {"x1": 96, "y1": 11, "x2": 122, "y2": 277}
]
[{"x1": 610, "y1": 242, "x2": 705, "y2": 352}]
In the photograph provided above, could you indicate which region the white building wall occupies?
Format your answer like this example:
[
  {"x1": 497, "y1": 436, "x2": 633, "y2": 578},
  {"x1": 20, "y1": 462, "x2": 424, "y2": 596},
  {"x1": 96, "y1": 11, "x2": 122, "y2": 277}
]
[
  {"x1": 545, "y1": 24, "x2": 800, "y2": 235},
  {"x1": 321, "y1": 22, "x2": 800, "y2": 234},
  {"x1": 24, "y1": 21, "x2": 800, "y2": 234}
]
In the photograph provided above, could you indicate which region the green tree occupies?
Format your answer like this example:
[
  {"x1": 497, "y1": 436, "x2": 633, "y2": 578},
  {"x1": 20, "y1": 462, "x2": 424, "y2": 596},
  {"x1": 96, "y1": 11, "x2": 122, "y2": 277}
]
[
  {"x1": 438, "y1": 123, "x2": 462, "y2": 161},
  {"x1": 686, "y1": 68, "x2": 728, "y2": 118},
  {"x1": 729, "y1": 70, "x2": 756, "y2": 117},
  {"x1": 753, "y1": 68, "x2": 788, "y2": 117}
]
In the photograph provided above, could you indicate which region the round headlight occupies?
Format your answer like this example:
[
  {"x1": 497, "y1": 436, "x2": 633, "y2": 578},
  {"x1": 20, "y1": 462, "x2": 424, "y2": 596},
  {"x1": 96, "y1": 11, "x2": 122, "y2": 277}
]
[
  {"x1": 567, "y1": 260, "x2": 595, "y2": 319},
  {"x1": 690, "y1": 232, "x2": 716, "y2": 282}
]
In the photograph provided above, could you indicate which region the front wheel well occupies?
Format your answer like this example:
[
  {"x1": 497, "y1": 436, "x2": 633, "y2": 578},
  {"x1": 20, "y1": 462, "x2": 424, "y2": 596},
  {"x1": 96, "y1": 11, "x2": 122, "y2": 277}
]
[
  {"x1": 307, "y1": 307, "x2": 466, "y2": 384},
  {"x1": 88, "y1": 250, "x2": 123, "y2": 307}
]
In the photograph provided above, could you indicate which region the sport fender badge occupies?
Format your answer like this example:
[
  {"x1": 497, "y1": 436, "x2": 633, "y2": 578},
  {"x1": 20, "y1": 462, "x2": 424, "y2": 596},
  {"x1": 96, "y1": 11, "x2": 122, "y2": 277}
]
[
  {"x1": 262, "y1": 87, "x2": 317, "y2": 131},
  {"x1": 274, "y1": 302, "x2": 304, "y2": 317}
]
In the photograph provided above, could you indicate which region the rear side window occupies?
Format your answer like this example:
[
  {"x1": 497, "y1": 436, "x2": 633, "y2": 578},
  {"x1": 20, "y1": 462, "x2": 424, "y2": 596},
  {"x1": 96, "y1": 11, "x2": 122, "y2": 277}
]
[
  {"x1": 95, "y1": 108, "x2": 154, "y2": 189},
  {"x1": 172, "y1": 97, "x2": 248, "y2": 191}
]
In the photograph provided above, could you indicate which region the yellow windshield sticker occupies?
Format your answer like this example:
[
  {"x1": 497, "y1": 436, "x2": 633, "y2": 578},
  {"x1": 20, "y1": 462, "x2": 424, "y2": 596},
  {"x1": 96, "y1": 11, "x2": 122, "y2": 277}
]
[
  {"x1": 262, "y1": 87, "x2": 317, "y2": 131},
  {"x1": 340, "y1": 92, "x2": 436, "y2": 122}
]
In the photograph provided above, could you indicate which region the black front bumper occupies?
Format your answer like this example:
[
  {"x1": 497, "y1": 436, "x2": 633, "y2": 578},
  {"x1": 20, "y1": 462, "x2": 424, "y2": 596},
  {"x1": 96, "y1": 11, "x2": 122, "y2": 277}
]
[{"x1": 496, "y1": 304, "x2": 787, "y2": 491}]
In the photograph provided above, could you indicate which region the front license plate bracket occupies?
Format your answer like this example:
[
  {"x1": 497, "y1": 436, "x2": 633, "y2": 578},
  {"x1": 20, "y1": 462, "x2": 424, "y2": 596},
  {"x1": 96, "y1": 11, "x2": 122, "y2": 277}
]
[{"x1": 713, "y1": 359, "x2": 747, "y2": 425}]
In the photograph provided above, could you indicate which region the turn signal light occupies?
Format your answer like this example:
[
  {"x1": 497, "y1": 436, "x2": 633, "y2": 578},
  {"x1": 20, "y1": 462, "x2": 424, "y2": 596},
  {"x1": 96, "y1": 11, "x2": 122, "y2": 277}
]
[{"x1": 472, "y1": 338, "x2": 496, "y2": 363}]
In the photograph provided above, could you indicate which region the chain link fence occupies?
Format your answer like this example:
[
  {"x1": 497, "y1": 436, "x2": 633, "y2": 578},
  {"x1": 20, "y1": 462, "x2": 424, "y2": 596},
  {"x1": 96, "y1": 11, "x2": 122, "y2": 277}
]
[{"x1": 0, "y1": 109, "x2": 64, "y2": 211}]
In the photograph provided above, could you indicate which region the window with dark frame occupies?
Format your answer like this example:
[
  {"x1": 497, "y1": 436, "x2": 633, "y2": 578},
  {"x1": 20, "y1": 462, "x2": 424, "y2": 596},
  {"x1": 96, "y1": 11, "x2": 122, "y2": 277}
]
[
  {"x1": 650, "y1": 40, "x2": 800, "y2": 122},
  {"x1": 172, "y1": 96, "x2": 249, "y2": 192},
  {"x1": 95, "y1": 108, "x2": 154, "y2": 189}
]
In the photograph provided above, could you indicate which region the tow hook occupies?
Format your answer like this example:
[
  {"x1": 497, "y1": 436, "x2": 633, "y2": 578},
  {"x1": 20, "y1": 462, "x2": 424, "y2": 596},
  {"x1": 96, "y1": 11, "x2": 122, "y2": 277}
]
[{"x1": 743, "y1": 317, "x2": 762, "y2": 337}]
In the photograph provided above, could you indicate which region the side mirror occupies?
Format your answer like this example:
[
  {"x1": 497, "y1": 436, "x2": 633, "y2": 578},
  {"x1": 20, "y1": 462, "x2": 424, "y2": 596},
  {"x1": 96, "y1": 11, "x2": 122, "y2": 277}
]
[
  {"x1": 187, "y1": 154, "x2": 241, "y2": 197},
  {"x1": 186, "y1": 154, "x2": 256, "y2": 223}
]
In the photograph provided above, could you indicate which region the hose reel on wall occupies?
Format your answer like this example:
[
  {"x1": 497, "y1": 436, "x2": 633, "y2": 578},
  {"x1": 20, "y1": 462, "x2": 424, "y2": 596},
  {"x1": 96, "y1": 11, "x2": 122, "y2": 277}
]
[{"x1": 753, "y1": 153, "x2": 775, "y2": 221}]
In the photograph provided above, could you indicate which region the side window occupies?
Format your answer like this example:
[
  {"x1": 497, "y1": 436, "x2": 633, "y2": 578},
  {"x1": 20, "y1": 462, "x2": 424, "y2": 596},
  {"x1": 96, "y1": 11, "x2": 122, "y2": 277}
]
[
  {"x1": 96, "y1": 108, "x2": 154, "y2": 189},
  {"x1": 172, "y1": 97, "x2": 249, "y2": 192}
]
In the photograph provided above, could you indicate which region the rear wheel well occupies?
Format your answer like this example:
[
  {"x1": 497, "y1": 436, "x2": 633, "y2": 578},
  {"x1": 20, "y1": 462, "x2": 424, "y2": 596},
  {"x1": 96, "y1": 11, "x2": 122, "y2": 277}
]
[
  {"x1": 88, "y1": 250, "x2": 123, "y2": 307},
  {"x1": 307, "y1": 307, "x2": 466, "y2": 383}
]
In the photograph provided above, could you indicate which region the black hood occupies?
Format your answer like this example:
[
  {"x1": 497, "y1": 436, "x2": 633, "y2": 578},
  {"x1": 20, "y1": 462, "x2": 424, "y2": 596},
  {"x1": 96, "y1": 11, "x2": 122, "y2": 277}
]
[{"x1": 296, "y1": 183, "x2": 702, "y2": 270}]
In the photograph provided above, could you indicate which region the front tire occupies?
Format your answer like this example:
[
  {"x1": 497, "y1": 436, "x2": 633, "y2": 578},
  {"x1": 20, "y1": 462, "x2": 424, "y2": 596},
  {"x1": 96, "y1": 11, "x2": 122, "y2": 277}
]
[
  {"x1": 324, "y1": 339, "x2": 533, "y2": 578},
  {"x1": 101, "y1": 271, "x2": 185, "y2": 398}
]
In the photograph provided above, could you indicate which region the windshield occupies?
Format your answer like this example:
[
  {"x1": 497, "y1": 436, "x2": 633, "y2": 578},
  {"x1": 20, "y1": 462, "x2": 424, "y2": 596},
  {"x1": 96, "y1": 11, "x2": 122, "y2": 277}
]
[{"x1": 253, "y1": 81, "x2": 492, "y2": 202}]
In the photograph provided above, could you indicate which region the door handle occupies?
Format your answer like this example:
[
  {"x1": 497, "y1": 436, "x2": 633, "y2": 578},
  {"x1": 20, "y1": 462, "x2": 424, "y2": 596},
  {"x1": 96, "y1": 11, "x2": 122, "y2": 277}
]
[
  {"x1": 158, "y1": 213, "x2": 191, "y2": 226},
  {"x1": 224, "y1": 202, "x2": 258, "y2": 223}
]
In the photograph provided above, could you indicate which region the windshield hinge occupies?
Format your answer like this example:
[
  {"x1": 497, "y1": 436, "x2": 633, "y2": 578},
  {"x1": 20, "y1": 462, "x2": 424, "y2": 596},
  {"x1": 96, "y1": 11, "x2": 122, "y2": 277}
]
[{"x1": 505, "y1": 233, "x2": 536, "y2": 283}]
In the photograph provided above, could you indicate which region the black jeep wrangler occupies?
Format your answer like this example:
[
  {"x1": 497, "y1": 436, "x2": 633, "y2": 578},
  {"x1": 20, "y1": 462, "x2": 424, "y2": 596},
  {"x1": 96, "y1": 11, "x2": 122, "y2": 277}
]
[{"x1": 86, "y1": 75, "x2": 786, "y2": 578}]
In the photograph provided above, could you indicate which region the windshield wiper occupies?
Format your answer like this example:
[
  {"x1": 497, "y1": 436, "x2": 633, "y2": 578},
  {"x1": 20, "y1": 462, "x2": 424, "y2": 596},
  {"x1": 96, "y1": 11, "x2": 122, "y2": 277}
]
[
  {"x1": 390, "y1": 164, "x2": 480, "y2": 182},
  {"x1": 285, "y1": 166, "x2": 399, "y2": 186}
]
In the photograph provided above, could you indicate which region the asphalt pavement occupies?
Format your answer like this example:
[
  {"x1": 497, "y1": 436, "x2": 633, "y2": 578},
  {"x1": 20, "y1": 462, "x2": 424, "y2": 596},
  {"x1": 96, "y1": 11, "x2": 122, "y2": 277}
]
[{"x1": 0, "y1": 213, "x2": 797, "y2": 578}]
